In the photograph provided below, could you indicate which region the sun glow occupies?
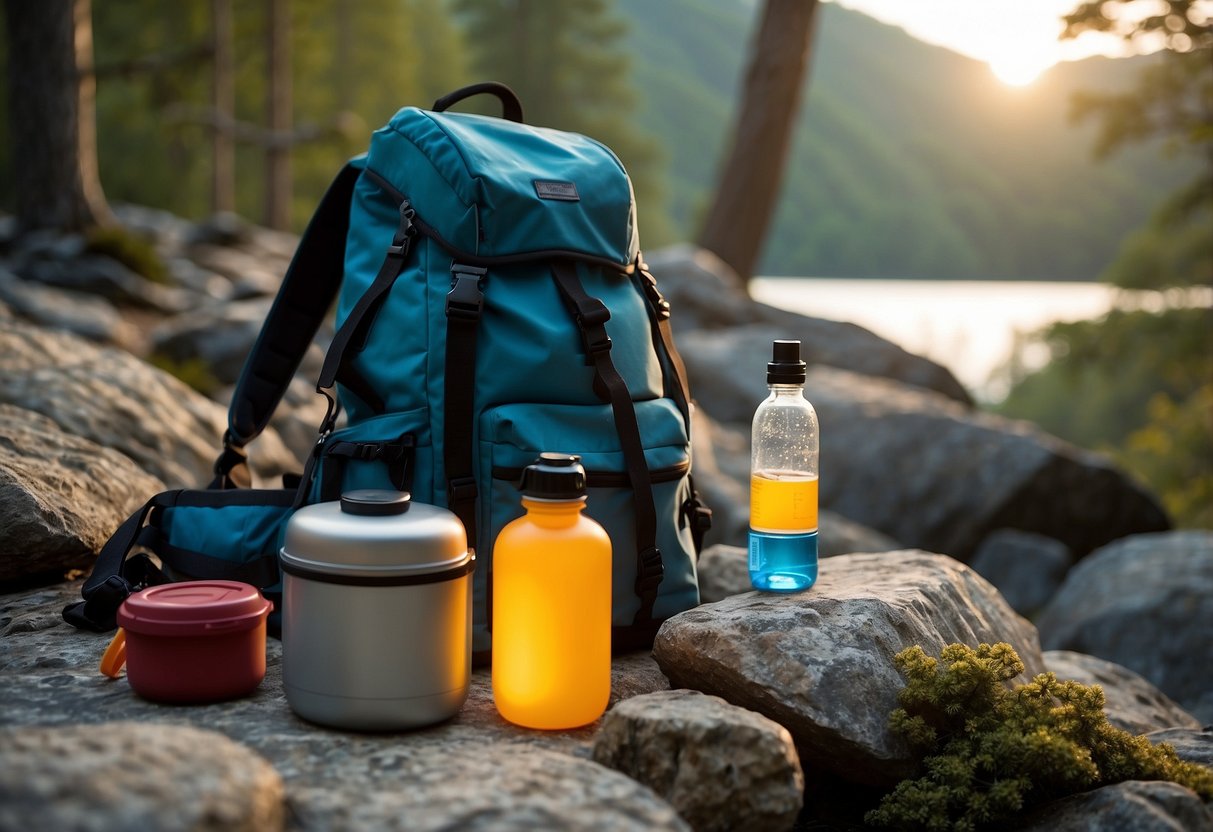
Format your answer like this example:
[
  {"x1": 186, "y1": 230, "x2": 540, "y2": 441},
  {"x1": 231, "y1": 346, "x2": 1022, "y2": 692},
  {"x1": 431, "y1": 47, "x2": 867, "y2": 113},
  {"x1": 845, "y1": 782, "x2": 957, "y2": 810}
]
[{"x1": 989, "y1": 54, "x2": 1051, "y2": 86}]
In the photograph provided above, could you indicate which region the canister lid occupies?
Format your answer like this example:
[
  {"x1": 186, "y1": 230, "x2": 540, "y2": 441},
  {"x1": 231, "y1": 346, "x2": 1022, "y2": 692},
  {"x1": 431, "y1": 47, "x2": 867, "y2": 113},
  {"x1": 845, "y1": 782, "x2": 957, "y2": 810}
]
[
  {"x1": 281, "y1": 490, "x2": 469, "y2": 579},
  {"x1": 117, "y1": 581, "x2": 272, "y2": 637}
]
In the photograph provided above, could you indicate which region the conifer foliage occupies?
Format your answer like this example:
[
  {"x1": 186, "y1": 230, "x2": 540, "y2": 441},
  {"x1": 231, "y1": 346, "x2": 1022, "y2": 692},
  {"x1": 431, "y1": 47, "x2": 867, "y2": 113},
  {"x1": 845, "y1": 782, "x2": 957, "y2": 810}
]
[{"x1": 866, "y1": 642, "x2": 1213, "y2": 831}]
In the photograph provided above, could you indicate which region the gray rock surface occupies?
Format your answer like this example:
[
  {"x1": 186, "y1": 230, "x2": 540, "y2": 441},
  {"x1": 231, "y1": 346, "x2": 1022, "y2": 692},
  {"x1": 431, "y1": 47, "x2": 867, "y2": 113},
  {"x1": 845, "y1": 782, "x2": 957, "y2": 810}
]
[
  {"x1": 1017, "y1": 780, "x2": 1212, "y2": 831},
  {"x1": 0, "y1": 722, "x2": 285, "y2": 832},
  {"x1": 0, "y1": 268, "x2": 138, "y2": 348},
  {"x1": 969, "y1": 528, "x2": 1073, "y2": 615},
  {"x1": 646, "y1": 245, "x2": 971, "y2": 403},
  {"x1": 0, "y1": 582, "x2": 679, "y2": 831},
  {"x1": 1037, "y1": 531, "x2": 1213, "y2": 722},
  {"x1": 17, "y1": 253, "x2": 193, "y2": 313},
  {"x1": 0, "y1": 317, "x2": 296, "y2": 489},
  {"x1": 591, "y1": 689, "x2": 803, "y2": 832},
  {"x1": 320, "y1": 745, "x2": 690, "y2": 832},
  {"x1": 151, "y1": 298, "x2": 324, "y2": 386},
  {"x1": 652, "y1": 550, "x2": 1044, "y2": 786},
  {"x1": 0, "y1": 405, "x2": 164, "y2": 583},
  {"x1": 1146, "y1": 727, "x2": 1213, "y2": 769},
  {"x1": 681, "y1": 340, "x2": 1169, "y2": 560},
  {"x1": 1044, "y1": 650, "x2": 1202, "y2": 735}
]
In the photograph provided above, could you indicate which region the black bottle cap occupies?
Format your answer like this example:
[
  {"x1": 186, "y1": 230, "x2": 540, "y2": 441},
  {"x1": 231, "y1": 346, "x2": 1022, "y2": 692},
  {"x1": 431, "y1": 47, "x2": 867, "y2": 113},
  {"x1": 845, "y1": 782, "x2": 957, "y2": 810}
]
[
  {"x1": 340, "y1": 489, "x2": 412, "y2": 516},
  {"x1": 518, "y1": 453, "x2": 587, "y2": 500},
  {"x1": 767, "y1": 340, "x2": 806, "y2": 384}
]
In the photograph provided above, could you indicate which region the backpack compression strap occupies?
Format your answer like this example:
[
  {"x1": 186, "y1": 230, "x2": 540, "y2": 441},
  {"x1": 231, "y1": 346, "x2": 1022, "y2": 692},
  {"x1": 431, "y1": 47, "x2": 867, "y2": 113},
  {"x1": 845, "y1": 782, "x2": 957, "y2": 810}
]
[
  {"x1": 219, "y1": 161, "x2": 363, "y2": 485},
  {"x1": 551, "y1": 260, "x2": 664, "y2": 625}
]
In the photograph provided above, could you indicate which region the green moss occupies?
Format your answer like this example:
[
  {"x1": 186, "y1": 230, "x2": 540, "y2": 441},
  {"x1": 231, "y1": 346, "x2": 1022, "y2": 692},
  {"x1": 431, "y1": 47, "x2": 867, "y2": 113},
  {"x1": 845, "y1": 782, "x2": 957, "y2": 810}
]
[
  {"x1": 85, "y1": 226, "x2": 171, "y2": 285},
  {"x1": 148, "y1": 353, "x2": 220, "y2": 398},
  {"x1": 866, "y1": 643, "x2": 1213, "y2": 831}
]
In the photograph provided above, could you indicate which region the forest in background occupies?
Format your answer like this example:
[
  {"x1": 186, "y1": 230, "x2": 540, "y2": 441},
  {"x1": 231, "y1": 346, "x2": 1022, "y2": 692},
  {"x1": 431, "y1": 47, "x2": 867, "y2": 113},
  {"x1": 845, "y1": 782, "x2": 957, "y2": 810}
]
[
  {"x1": 0, "y1": 0, "x2": 1196, "y2": 280},
  {"x1": 1, "y1": 0, "x2": 1208, "y2": 526}
]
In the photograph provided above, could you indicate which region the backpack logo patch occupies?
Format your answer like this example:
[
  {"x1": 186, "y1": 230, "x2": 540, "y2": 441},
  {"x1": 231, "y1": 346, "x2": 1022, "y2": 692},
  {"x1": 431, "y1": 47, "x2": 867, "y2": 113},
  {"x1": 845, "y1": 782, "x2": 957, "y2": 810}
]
[{"x1": 534, "y1": 180, "x2": 580, "y2": 201}]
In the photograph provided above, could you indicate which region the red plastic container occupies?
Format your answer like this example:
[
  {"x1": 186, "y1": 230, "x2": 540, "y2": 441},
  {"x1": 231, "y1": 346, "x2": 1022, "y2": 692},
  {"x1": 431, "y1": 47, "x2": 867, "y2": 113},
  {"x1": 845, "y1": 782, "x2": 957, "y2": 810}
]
[{"x1": 107, "y1": 581, "x2": 272, "y2": 703}]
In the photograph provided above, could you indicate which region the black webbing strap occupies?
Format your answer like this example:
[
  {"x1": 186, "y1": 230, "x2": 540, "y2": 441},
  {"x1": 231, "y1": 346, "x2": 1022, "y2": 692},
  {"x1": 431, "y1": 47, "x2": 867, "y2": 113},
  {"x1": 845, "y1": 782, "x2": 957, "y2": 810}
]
[
  {"x1": 636, "y1": 256, "x2": 713, "y2": 552},
  {"x1": 62, "y1": 490, "x2": 182, "y2": 631},
  {"x1": 224, "y1": 161, "x2": 362, "y2": 455},
  {"x1": 443, "y1": 264, "x2": 488, "y2": 552},
  {"x1": 62, "y1": 489, "x2": 295, "y2": 631},
  {"x1": 314, "y1": 198, "x2": 418, "y2": 424},
  {"x1": 635, "y1": 257, "x2": 693, "y2": 422},
  {"x1": 551, "y1": 260, "x2": 663, "y2": 624}
]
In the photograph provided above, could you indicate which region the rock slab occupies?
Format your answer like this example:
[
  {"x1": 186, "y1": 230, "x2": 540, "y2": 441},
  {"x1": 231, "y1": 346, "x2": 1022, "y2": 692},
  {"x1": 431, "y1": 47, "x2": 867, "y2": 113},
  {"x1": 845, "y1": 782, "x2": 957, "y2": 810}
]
[
  {"x1": 1018, "y1": 780, "x2": 1212, "y2": 831},
  {"x1": 592, "y1": 689, "x2": 803, "y2": 832},
  {"x1": 1045, "y1": 650, "x2": 1202, "y2": 736},
  {"x1": 969, "y1": 528, "x2": 1073, "y2": 615},
  {"x1": 0, "y1": 405, "x2": 164, "y2": 583},
  {"x1": 1038, "y1": 531, "x2": 1213, "y2": 721},
  {"x1": 652, "y1": 550, "x2": 1044, "y2": 786},
  {"x1": 0, "y1": 722, "x2": 285, "y2": 832}
]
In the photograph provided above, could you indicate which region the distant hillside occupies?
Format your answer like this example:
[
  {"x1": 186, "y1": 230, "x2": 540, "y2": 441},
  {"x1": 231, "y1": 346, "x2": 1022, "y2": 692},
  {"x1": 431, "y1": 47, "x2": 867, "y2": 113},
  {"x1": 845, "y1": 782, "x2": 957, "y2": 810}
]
[{"x1": 617, "y1": 0, "x2": 1194, "y2": 279}]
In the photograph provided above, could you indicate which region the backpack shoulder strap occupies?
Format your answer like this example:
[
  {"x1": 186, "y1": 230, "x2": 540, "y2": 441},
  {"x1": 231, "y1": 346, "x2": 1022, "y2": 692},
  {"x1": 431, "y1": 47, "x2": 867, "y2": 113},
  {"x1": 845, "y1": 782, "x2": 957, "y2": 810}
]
[{"x1": 223, "y1": 161, "x2": 363, "y2": 466}]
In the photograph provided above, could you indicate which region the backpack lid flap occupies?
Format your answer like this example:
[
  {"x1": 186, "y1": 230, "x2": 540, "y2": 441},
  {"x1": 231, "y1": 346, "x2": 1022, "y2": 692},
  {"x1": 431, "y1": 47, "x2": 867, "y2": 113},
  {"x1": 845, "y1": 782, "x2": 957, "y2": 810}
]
[{"x1": 368, "y1": 108, "x2": 639, "y2": 269}]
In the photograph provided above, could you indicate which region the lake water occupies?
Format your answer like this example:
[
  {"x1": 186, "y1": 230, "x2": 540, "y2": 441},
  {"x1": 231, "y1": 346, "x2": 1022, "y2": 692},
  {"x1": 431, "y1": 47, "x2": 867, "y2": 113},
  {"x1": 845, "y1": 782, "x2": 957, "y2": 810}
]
[{"x1": 750, "y1": 278, "x2": 1209, "y2": 402}]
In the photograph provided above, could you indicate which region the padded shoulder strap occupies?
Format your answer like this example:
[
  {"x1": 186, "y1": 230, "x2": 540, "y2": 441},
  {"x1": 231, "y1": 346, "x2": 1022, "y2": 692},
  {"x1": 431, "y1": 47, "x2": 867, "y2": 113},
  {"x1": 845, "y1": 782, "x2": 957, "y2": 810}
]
[{"x1": 227, "y1": 160, "x2": 362, "y2": 447}]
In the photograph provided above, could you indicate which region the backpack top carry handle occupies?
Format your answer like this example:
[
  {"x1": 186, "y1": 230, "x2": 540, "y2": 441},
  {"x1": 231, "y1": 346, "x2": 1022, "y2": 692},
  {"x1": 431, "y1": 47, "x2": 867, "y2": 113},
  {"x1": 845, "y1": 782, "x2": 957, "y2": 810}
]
[{"x1": 432, "y1": 82, "x2": 524, "y2": 123}]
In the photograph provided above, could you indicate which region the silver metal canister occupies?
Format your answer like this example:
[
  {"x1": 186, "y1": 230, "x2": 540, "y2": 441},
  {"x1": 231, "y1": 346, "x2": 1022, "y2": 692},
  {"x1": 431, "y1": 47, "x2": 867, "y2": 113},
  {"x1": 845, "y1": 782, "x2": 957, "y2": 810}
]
[{"x1": 280, "y1": 489, "x2": 473, "y2": 730}]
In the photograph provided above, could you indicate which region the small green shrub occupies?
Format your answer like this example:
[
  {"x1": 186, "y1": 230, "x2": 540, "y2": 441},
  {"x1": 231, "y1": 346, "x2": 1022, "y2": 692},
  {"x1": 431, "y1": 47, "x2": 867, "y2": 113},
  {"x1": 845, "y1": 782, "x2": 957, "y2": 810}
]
[
  {"x1": 85, "y1": 226, "x2": 171, "y2": 285},
  {"x1": 865, "y1": 642, "x2": 1213, "y2": 831}
]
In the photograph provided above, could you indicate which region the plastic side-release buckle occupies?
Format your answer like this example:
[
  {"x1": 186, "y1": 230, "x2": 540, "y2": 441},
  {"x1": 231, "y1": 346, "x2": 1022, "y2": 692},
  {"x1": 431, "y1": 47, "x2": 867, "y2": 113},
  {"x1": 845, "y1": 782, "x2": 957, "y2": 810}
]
[
  {"x1": 446, "y1": 264, "x2": 488, "y2": 321},
  {"x1": 447, "y1": 476, "x2": 478, "y2": 507},
  {"x1": 634, "y1": 546, "x2": 665, "y2": 596}
]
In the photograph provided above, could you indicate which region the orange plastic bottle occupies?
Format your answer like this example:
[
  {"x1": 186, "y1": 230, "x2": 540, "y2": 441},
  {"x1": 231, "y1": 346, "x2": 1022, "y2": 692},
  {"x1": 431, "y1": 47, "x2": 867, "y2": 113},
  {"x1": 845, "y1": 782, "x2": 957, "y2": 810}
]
[{"x1": 492, "y1": 453, "x2": 612, "y2": 729}]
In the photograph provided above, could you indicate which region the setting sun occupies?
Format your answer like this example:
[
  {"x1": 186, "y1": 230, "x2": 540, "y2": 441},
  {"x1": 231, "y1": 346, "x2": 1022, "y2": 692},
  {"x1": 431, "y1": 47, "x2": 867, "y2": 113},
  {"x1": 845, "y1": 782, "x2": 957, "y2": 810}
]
[{"x1": 989, "y1": 54, "x2": 1051, "y2": 86}]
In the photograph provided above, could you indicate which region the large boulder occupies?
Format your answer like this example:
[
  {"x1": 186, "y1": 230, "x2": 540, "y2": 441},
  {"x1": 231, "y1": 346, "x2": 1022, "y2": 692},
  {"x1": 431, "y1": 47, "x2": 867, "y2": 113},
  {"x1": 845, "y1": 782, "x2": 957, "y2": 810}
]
[
  {"x1": 0, "y1": 406, "x2": 165, "y2": 583},
  {"x1": 969, "y1": 529, "x2": 1073, "y2": 616},
  {"x1": 0, "y1": 581, "x2": 680, "y2": 830},
  {"x1": 680, "y1": 334, "x2": 1169, "y2": 560},
  {"x1": 645, "y1": 245, "x2": 971, "y2": 403},
  {"x1": 652, "y1": 550, "x2": 1044, "y2": 786},
  {"x1": 0, "y1": 722, "x2": 285, "y2": 832},
  {"x1": 1017, "y1": 781, "x2": 1212, "y2": 831},
  {"x1": 1044, "y1": 651, "x2": 1202, "y2": 736},
  {"x1": 1037, "y1": 531, "x2": 1213, "y2": 722},
  {"x1": 0, "y1": 317, "x2": 296, "y2": 489},
  {"x1": 591, "y1": 689, "x2": 804, "y2": 832}
]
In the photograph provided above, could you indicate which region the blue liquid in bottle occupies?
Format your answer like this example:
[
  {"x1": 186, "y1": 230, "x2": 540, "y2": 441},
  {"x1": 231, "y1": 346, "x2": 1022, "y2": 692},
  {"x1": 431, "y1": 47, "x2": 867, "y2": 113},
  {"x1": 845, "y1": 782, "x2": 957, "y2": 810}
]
[{"x1": 749, "y1": 530, "x2": 818, "y2": 592}]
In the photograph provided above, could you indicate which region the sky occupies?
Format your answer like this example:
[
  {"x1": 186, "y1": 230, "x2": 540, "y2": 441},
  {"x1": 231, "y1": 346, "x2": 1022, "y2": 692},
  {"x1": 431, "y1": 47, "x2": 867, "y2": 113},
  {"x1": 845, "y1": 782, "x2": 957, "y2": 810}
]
[{"x1": 831, "y1": 0, "x2": 1142, "y2": 85}]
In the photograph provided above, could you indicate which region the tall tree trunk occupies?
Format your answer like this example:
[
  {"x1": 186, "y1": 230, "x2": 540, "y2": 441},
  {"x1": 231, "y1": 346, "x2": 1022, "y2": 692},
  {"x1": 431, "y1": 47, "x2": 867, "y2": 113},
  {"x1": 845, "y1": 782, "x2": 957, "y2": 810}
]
[
  {"x1": 211, "y1": 0, "x2": 235, "y2": 214},
  {"x1": 696, "y1": 0, "x2": 819, "y2": 285},
  {"x1": 3, "y1": 0, "x2": 114, "y2": 231},
  {"x1": 264, "y1": 0, "x2": 291, "y2": 229}
]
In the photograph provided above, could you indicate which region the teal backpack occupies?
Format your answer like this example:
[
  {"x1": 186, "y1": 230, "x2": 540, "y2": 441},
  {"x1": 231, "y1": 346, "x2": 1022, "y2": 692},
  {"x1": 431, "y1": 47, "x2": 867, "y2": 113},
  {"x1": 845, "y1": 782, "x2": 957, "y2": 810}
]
[{"x1": 65, "y1": 83, "x2": 711, "y2": 657}]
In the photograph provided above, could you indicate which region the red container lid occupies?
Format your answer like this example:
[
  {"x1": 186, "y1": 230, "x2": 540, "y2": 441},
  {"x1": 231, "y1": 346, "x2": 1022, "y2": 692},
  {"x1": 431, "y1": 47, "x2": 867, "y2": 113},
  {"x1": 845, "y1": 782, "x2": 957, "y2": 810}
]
[{"x1": 117, "y1": 581, "x2": 272, "y2": 637}]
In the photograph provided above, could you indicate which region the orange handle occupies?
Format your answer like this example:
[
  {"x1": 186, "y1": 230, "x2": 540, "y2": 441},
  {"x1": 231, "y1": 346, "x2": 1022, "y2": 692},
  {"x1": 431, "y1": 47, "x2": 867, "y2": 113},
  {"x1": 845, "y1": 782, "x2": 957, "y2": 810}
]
[{"x1": 100, "y1": 628, "x2": 127, "y2": 678}]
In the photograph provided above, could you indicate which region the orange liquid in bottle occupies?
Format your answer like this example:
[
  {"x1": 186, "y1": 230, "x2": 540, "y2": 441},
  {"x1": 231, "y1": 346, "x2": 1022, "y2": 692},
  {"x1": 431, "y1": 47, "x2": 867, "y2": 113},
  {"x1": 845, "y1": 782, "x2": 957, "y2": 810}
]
[{"x1": 750, "y1": 471, "x2": 818, "y2": 533}]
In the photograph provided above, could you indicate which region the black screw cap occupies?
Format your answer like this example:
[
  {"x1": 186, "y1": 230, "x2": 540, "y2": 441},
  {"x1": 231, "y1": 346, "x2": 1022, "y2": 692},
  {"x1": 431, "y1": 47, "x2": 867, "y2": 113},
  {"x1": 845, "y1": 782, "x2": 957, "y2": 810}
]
[
  {"x1": 518, "y1": 453, "x2": 587, "y2": 500},
  {"x1": 767, "y1": 340, "x2": 806, "y2": 385}
]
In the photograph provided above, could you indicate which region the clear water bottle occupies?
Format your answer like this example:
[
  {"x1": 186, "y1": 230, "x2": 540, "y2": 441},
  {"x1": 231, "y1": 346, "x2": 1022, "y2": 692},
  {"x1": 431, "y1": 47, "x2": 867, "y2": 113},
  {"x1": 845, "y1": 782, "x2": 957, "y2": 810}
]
[{"x1": 749, "y1": 340, "x2": 819, "y2": 592}]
